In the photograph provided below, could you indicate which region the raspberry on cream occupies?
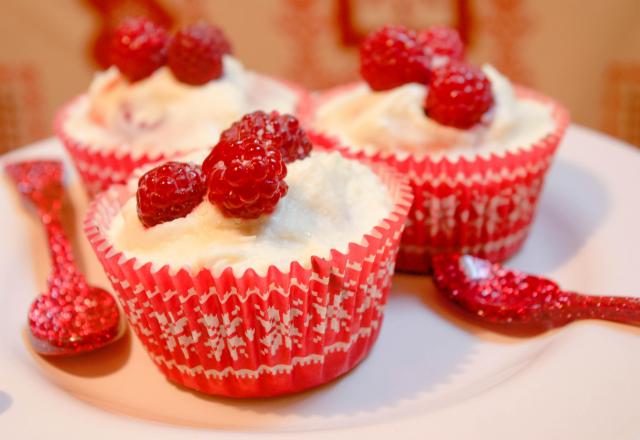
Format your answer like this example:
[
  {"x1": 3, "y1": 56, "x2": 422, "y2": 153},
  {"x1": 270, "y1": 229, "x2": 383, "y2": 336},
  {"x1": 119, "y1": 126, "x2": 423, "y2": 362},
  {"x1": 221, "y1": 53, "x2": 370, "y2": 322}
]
[
  {"x1": 111, "y1": 17, "x2": 170, "y2": 82},
  {"x1": 359, "y1": 25, "x2": 432, "y2": 92},
  {"x1": 108, "y1": 151, "x2": 394, "y2": 276},
  {"x1": 204, "y1": 123, "x2": 289, "y2": 219},
  {"x1": 62, "y1": 56, "x2": 299, "y2": 158},
  {"x1": 136, "y1": 161, "x2": 207, "y2": 227},
  {"x1": 167, "y1": 22, "x2": 231, "y2": 85},
  {"x1": 417, "y1": 27, "x2": 464, "y2": 67},
  {"x1": 312, "y1": 65, "x2": 555, "y2": 160}
]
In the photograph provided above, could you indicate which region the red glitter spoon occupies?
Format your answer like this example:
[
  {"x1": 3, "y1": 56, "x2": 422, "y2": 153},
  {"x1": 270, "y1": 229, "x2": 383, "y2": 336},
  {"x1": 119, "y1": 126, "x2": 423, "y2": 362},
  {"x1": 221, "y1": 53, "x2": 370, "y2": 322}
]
[
  {"x1": 6, "y1": 160, "x2": 125, "y2": 356},
  {"x1": 432, "y1": 254, "x2": 640, "y2": 329}
]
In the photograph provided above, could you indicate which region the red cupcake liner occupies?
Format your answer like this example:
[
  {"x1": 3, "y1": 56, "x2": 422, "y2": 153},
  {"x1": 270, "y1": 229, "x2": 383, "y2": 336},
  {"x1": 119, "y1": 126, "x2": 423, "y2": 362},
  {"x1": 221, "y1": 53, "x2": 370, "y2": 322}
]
[
  {"x1": 299, "y1": 83, "x2": 570, "y2": 273},
  {"x1": 56, "y1": 77, "x2": 308, "y2": 197},
  {"x1": 84, "y1": 163, "x2": 413, "y2": 398}
]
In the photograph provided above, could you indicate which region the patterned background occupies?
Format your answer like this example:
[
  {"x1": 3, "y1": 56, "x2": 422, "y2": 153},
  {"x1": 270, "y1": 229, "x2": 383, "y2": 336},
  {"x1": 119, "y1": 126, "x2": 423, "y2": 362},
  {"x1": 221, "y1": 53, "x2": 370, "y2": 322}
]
[{"x1": 1, "y1": 0, "x2": 639, "y2": 153}]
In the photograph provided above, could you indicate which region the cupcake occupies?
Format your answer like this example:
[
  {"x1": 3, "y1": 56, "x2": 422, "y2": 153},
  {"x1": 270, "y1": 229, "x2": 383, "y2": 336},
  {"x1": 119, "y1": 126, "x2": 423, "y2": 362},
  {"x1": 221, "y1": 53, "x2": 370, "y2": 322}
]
[
  {"x1": 84, "y1": 112, "x2": 412, "y2": 397},
  {"x1": 301, "y1": 26, "x2": 569, "y2": 273},
  {"x1": 57, "y1": 18, "x2": 306, "y2": 196}
]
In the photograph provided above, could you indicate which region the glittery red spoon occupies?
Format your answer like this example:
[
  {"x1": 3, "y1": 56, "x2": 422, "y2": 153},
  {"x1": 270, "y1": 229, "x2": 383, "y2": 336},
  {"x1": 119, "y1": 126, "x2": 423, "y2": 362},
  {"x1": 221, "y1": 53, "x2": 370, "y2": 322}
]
[
  {"x1": 6, "y1": 160, "x2": 125, "y2": 356},
  {"x1": 432, "y1": 254, "x2": 640, "y2": 329}
]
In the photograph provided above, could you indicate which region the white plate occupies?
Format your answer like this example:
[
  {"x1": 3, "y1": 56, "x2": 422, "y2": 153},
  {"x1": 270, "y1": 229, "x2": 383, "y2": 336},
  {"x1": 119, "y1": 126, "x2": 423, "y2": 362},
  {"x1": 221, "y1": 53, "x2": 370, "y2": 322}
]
[{"x1": 1, "y1": 126, "x2": 640, "y2": 439}]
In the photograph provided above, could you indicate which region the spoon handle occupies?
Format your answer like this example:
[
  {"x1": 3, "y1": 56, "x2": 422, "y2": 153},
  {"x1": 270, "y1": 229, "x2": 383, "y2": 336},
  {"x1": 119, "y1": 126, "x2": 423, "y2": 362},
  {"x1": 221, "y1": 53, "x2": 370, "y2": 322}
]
[
  {"x1": 40, "y1": 211, "x2": 87, "y2": 291},
  {"x1": 5, "y1": 160, "x2": 85, "y2": 290},
  {"x1": 566, "y1": 293, "x2": 640, "y2": 326}
]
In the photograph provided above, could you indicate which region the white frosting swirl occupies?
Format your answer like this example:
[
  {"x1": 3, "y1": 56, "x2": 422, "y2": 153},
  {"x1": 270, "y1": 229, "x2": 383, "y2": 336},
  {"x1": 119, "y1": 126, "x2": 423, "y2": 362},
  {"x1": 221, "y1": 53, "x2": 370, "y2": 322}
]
[
  {"x1": 63, "y1": 56, "x2": 299, "y2": 157},
  {"x1": 313, "y1": 65, "x2": 555, "y2": 160},
  {"x1": 108, "y1": 151, "x2": 393, "y2": 276}
]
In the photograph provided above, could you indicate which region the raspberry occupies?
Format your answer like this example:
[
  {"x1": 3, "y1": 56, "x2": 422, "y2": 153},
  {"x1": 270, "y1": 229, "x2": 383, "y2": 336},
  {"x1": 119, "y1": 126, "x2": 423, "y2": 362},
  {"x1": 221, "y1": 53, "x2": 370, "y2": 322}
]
[
  {"x1": 360, "y1": 25, "x2": 432, "y2": 91},
  {"x1": 136, "y1": 162, "x2": 207, "y2": 227},
  {"x1": 214, "y1": 111, "x2": 312, "y2": 164},
  {"x1": 417, "y1": 26, "x2": 464, "y2": 64},
  {"x1": 424, "y1": 62, "x2": 494, "y2": 129},
  {"x1": 110, "y1": 17, "x2": 169, "y2": 82},
  {"x1": 168, "y1": 22, "x2": 232, "y2": 85},
  {"x1": 203, "y1": 136, "x2": 288, "y2": 219}
]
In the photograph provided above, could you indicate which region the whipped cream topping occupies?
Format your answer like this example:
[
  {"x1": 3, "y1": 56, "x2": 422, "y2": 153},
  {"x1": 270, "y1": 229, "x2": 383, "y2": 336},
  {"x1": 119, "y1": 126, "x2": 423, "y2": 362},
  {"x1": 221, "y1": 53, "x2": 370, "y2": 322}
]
[
  {"x1": 108, "y1": 151, "x2": 393, "y2": 276},
  {"x1": 63, "y1": 56, "x2": 299, "y2": 157},
  {"x1": 313, "y1": 65, "x2": 556, "y2": 160}
]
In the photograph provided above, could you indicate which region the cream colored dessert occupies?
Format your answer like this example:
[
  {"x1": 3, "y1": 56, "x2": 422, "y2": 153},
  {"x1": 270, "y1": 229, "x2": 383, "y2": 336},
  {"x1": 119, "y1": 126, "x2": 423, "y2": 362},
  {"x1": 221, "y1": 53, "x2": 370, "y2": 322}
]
[
  {"x1": 108, "y1": 151, "x2": 393, "y2": 275},
  {"x1": 313, "y1": 65, "x2": 555, "y2": 160},
  {"x1": 63, "y1": 56, "x2": 299, "y2": 157}
]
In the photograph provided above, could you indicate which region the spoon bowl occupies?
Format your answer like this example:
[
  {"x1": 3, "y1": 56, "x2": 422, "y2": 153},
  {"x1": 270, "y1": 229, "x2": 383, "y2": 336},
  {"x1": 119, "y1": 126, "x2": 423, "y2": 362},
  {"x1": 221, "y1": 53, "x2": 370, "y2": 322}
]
[{"x1": 28, "y1": 286, "x2": 126, "y2": 356}]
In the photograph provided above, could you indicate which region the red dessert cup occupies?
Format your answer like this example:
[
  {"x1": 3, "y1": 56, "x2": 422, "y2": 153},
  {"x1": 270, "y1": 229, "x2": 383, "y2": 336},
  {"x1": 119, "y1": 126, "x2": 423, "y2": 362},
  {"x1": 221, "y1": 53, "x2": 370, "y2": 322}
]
[
  {"x1": 300, "y1": 83, "x2": 569, "y2": 273},
  {"x1": 84, "y1": 161, "x2": 412, "y2": 397}
]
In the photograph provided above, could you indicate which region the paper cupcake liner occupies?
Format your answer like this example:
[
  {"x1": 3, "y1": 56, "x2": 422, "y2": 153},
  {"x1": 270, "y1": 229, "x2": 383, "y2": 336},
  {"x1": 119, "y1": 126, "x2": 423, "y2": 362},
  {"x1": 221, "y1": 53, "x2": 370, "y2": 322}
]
[
  {"x1": 84, "y1": 164, "x2": 413, "y2": 398},
  {"x1": 300, "y1": 84, "x2": 570, "y2": 273},
  {"x1": 56, "y1": 77, "x2": 308, "y2": 197}
]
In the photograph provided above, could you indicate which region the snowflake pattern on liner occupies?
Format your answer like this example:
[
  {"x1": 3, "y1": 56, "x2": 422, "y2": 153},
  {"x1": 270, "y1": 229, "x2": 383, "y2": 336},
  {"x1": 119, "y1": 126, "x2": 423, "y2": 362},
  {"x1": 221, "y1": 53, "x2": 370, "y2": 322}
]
[
  {"x1": 111, "y1": 251, "x2": 397, "y2": 372},
  {"x1": 199, "y1": 306, "x2": 247, "y2": 361},
  {"x1": 401, "y1": 174, "x2": 546, "y2": 268},
  {"x1": 412, "y1": 179, "x2": 542, "y2": 239}
]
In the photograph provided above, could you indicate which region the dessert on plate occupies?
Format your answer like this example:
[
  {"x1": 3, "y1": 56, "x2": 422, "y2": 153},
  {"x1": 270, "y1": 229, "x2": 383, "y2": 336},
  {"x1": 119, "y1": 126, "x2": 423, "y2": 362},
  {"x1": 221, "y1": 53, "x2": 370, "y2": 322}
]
[
  {"x1": 84, "y1": 112, "x2": 413, "y2": 397},
  {"x1": 56, "y1": 18, "x2": 305, "y2": 195},
  {"x1": 301, "y1": 26, "x2": 569, "y2": 273}
]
